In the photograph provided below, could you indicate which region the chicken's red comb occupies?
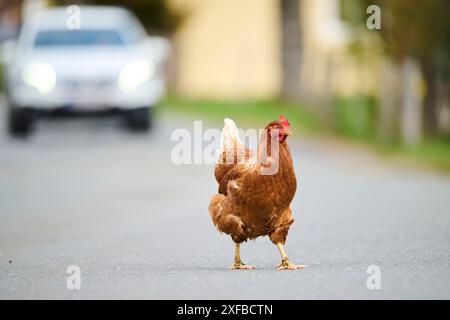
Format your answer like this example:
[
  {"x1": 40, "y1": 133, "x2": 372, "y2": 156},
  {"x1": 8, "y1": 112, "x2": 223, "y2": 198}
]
[{"x1": 279, "y1": 114, "x2": 290, "y2": 128}]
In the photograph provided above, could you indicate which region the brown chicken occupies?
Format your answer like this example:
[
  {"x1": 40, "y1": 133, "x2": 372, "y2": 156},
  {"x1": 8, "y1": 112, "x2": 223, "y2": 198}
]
[{"x1": 209, "y1": 115, "x2": 304, "y2": 270}]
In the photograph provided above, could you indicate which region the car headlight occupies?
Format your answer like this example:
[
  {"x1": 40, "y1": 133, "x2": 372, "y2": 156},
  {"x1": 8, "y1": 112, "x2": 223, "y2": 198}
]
[
  {"x1": 22, "y1": 61, "x2": 56, "y2": 95},
  {"x1": 118, "y1": 59, "x2": 154, "y2": 92}
]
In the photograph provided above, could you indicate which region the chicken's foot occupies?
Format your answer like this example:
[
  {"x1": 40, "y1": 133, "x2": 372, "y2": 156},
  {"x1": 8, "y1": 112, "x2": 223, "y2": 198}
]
[
  {"x1": 229, "y1": 243, "x2": 256, "y2": 270},
  {"x1": 276, "y1": 243, "x2": 305, "y2": 270}
]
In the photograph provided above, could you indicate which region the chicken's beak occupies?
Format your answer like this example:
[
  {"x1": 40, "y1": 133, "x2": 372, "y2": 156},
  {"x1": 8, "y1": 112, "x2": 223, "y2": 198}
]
[{"x1": 284, "y1": 128, "x2": 292, "y2": 136}]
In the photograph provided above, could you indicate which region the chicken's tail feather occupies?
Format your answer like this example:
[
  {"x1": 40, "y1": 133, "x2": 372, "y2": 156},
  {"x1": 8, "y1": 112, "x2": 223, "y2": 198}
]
[{"x1": 220, "y1": 118, "x2": 241, "y2": 154}]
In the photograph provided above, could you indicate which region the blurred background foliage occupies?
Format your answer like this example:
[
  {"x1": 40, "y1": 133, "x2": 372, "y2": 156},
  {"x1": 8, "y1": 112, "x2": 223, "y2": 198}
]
[
  {"x1": 332, "y1": 95, "x2": 378, "y2": 141},
  {"x1": 341, "y1": 0, "x2": 450, "y2": 137},
  {"x1": 1, "y1": 0, "x2": 449, "y2": 170}
]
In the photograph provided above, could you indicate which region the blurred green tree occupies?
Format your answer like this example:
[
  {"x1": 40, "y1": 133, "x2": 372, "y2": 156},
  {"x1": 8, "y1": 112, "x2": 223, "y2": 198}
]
[{"x1": 50, "y1": 0, "x2": 182, "y2": 34}]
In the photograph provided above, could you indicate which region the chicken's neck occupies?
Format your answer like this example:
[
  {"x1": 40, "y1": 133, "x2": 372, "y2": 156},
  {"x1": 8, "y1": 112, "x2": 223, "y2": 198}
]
[{"x1": 256, "y1": 131, "x2": 294, "y2": 176}]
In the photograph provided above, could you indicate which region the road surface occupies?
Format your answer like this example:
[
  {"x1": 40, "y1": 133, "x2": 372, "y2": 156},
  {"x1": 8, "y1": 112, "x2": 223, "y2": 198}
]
[{"x1": 0, "y1": 99, "x2": 449, "y2": 299}]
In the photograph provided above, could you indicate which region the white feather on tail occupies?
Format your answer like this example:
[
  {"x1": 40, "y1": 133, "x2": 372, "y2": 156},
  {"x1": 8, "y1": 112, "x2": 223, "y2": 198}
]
[
  {"x1": 218, "y1": 118, "x2": 255, "y2": 165},
  {"x1": 221, "y1": 118, "x2": 241, "y2": 152},
  {"x1": 217, "y1": 118, "x2": 243, "y2": 165}
]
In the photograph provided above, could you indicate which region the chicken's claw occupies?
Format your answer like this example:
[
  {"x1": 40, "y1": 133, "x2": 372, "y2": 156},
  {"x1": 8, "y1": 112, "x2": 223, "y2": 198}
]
[
  {"x1": 229, "y1": 262, "x2": 256, "y2": 270},
  {"x1": 277, "y1": 260, "x2": 305, "y2": 270}
]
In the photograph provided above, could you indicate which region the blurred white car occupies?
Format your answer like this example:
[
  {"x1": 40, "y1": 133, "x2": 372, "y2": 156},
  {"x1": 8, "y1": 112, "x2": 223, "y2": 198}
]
[{"x1": 2, "y1": 5, "x2": 169, "y2": 136}]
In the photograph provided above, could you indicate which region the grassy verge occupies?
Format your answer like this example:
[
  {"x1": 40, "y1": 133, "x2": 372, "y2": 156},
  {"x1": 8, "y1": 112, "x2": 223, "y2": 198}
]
[
  {"x1": 160, "y1": 95, "x2": 322, "y2": 135},
  {"x1": 161, "y1": 95, "x2": 450, "y2": 172},
  {"x1": 381, "y1": 137, "x2": 450, "y2": 172},
  {"x1": 331, "y1": 95, "x2": 450, "y2": 172}
]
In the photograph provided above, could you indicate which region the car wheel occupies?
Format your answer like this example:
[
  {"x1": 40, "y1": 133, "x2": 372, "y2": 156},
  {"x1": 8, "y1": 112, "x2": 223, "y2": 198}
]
[
  {"x1": 8, "y1": 108, "x2": 34, "y2": 137},
  {"x1": 126, "y1": 107, "x2": 152, "y2": 131}
]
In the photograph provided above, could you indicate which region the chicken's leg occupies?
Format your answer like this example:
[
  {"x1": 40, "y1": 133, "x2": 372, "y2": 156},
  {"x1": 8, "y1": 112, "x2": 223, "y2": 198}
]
[
  {"x1": 276, "y1": 243, "x2": 305, "y2": 270},
  {"x1": 229, "y1": 243, "x2": 256, "y2": 270}
]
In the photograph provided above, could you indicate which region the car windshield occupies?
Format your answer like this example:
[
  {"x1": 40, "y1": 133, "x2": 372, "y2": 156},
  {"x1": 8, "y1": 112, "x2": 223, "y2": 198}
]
[{"x1": 34, "y1": 29, "x2": 126, "y2": 47}]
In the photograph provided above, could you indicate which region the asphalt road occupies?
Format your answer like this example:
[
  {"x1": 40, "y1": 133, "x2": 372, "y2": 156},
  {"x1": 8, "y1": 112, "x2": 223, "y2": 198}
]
[{"x1": 0, "y1": 99, "x2": 449, "y2": 299}]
